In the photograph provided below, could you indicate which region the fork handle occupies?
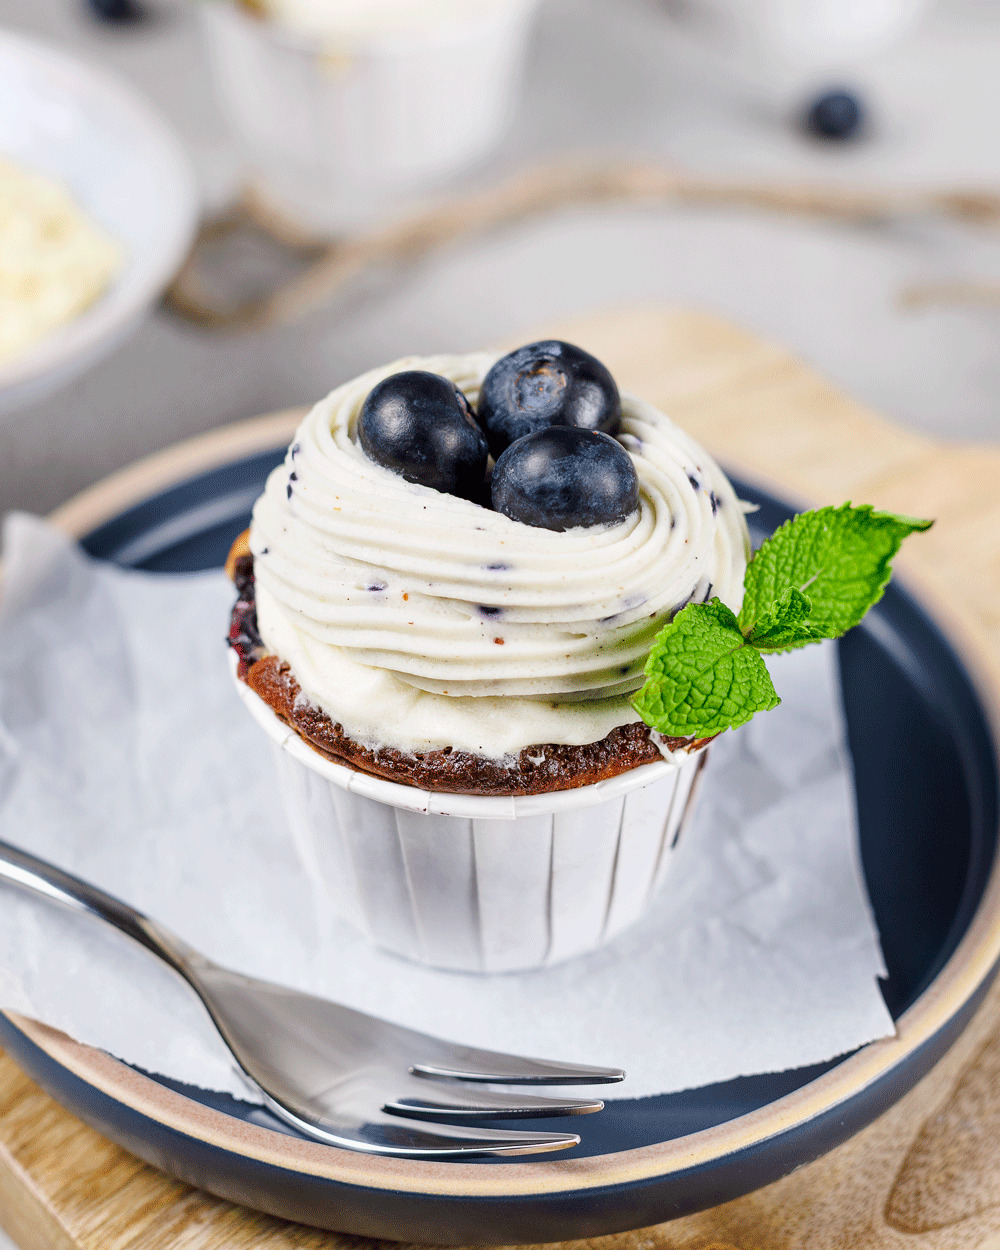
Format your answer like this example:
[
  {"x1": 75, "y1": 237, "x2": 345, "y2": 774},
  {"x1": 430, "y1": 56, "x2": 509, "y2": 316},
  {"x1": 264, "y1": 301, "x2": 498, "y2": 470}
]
[{"x1": 0, "y1": 836, "x2": 199, "y2": 980}]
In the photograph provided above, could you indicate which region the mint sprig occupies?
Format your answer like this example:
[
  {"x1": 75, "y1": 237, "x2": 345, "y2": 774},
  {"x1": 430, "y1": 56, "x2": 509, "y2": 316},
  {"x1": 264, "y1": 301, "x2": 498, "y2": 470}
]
[
  {"x1": 738, "y1": 504, "x2": 932, "y2": 642},
  {"x1": 631, "y1": 600, "x2": 779, "y2": 737},
  {"x1": 746, "y1": 586, "x2": 822, "y2": 653},
  {"x1": 633, "y1": 503, "x2": 932, "y2": 739}
]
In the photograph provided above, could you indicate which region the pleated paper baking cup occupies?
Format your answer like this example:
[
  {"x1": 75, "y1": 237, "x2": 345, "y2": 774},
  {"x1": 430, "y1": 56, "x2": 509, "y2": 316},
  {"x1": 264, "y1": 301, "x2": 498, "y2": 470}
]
[{"x1": 232, "y1": 662, "x2": 709, "y2": 972}]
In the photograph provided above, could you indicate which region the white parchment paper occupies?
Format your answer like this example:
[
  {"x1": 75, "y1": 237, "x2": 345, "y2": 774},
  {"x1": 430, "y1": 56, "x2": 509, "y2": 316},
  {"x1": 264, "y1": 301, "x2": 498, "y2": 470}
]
[{"x1": 0, "y1": 513, "x2": 894, "y2": 1102}]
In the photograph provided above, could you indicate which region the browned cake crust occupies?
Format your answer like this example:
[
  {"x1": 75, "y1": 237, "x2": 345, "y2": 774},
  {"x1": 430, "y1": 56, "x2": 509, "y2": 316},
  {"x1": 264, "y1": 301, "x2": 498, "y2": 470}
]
[{"x1": 227, "y1": 535, "x2": 711, "y2": 796}]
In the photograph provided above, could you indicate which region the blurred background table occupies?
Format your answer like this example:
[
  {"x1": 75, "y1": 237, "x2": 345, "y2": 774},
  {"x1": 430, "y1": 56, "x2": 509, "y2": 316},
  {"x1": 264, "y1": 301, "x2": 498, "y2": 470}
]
[{"x1": 1, "y1": 0, "x2": 1000, "y2": 520}]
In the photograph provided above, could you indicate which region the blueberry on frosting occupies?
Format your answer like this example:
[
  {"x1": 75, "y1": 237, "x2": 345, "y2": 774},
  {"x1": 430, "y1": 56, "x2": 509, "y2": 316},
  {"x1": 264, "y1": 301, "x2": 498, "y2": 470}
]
[
  {"x1": 477, "y1": 340, "x2": 621, "y2": 458},
  {"x1": 358, "y1": 370, "x2": 489, "y2": 501},
  {"x1": 491, "y1": 427, "x2": 639, "y2": 532}
]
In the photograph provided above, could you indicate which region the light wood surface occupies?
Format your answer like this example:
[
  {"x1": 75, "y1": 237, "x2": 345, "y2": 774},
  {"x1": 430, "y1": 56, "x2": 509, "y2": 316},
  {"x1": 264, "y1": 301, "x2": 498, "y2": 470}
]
[{"x1": 4, "y1": 304, "x2": 1000, "y2": 1248}]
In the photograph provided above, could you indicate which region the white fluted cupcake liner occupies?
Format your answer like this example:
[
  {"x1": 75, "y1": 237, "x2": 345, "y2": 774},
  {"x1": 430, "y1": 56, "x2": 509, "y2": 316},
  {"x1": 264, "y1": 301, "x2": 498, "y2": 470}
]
[
  {"x1": 200, "y1": 0, "x2": 539, "y2": 234},
  {"x1": 232, "y1": 657, "x2": 710, "y2": 972}
]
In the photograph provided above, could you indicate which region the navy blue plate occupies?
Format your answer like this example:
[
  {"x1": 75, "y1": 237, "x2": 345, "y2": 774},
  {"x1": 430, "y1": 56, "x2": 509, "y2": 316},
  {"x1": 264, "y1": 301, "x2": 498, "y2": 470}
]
[{"x1": 1, "y1": 446, "x2": 997, "y2": 1243}]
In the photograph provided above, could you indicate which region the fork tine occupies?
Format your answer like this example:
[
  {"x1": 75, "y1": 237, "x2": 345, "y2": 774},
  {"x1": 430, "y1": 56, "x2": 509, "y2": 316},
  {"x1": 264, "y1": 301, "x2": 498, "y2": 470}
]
[
  {"x1": 384, "y1": 1086, "x2": 605, "y2": 1121},
  {"x1": 411, "y1": 1049, "x2": 625, "y2": 1085},
  {"x1": 261, "y1": 1093, "x2": 582, "y2": 1157},
  {"x1": 359, "y1": 1120, "x2": 582, "y2": 1158}
]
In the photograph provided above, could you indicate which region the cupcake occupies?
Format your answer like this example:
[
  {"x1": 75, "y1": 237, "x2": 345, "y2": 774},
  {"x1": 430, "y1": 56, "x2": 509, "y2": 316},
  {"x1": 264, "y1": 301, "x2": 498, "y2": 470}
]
[{"x1": 228, "y1": 342, "x2": 751, "y2": 970}]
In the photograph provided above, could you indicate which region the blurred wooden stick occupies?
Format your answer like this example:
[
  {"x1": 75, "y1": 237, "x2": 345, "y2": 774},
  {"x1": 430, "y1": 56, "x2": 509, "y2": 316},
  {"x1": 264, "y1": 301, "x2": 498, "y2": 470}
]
[
  {"x1": 898, "y1": 279, "x2": 1000, "y2": 309},
  {"x1": 164, "y1": 160, "x2": 1000, "y2": 331}
]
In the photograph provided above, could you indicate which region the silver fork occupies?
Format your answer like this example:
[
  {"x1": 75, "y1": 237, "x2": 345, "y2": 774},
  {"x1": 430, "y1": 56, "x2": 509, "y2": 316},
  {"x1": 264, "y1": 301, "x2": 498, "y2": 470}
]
[{"x1": 0, "y1": 837, "x2": 623, "y2": 1157}]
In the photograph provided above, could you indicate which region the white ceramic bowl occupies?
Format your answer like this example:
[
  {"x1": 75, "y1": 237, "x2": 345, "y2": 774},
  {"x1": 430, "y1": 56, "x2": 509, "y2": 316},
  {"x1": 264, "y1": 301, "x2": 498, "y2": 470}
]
[
  {"x1": 200, "y1": 0, "x2": 539, "y2": 235},
  {"x1": 0, "y1": 31, "x2": 198, "y2": 415},
  {"x1": 231, "y1": 655, "x2": 709, "y2": 972}
]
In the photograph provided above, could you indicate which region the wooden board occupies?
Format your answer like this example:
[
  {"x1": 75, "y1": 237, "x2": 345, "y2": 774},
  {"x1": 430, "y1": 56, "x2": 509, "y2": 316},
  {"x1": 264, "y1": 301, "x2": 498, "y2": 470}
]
[{"x1": 4, "y1": 303, "x2": 1000, "y2": 1249}]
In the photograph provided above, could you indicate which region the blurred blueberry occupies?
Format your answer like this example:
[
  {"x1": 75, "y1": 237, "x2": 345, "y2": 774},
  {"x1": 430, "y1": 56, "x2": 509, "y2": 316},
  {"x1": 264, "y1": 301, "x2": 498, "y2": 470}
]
[
  {"x1": 492, "y1": 427, "x2": 639, "y2": 532},
  {"x1": 86, "y1": 0, "x2": 145, "y2": 20},
  {"x1": 804, "y1": 89, "x2": 865, "y2": 141}
]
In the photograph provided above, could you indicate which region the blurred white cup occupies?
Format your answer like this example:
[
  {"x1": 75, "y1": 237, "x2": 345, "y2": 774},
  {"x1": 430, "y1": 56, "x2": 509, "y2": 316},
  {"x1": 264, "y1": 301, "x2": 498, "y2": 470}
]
[{"x1": 200, "y1": 0, "x2": 540, "y2": 235}]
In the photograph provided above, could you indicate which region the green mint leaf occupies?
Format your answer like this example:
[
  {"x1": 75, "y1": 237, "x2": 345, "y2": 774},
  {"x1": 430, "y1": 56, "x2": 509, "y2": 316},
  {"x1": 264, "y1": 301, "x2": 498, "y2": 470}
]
[
  {"x1": 748, "y1": 586, "x2": 823, "y2": 653},
  {"x1": 631, "y1": 600, "x2": 780, "y2": 737},
  {"x1": 738, "y1": 503, "x2": 932, "y2": 641},
  {"x1": 634, "y1": 501, "x2": 931, "y2": 740}
]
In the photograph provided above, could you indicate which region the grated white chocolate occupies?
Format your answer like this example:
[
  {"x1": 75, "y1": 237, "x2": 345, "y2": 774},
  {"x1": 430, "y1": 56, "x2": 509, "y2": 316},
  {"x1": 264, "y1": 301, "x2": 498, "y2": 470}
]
[{"x1": 0, "y1": 159, "x2": 119, "y2": 366}]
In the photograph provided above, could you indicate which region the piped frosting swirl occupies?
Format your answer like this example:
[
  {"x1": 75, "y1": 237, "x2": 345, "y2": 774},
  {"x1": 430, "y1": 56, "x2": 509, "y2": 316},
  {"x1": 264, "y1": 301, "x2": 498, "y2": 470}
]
[{"x1": 249, "y1": 353, "x2": 750, "y2": 757}]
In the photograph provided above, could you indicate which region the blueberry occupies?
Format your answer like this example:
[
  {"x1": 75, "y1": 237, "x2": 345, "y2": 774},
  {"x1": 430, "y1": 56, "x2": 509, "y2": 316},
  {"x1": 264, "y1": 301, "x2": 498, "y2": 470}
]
[
  {"x1": 477, "y1": 341, "x2": 621, "y2": 458},
  {"x1": 358, "y1": 371, "x2": 489, "y2": 501},
  {"x1": 491, "y1": 427, "x2": 639, "y2": 532},
  {"x1": 804, "y1": 89, "x2": 864, "y2": 141},
  {"x1": 87, "y1": 0, "x2": 144, "y2": 21}
]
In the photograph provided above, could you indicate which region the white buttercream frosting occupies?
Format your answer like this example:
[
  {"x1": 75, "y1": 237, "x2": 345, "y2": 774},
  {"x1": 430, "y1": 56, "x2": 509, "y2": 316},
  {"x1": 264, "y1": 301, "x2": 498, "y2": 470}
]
[{"x1": 250, "y1": 352, "x2": 750, "y2": 757}]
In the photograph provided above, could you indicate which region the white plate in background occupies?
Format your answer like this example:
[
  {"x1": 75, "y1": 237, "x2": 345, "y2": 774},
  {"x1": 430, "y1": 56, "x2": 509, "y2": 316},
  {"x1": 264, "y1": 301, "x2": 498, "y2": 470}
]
[{"x1": 0, "y1": 30, "x2": 198, "y2": 415}]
